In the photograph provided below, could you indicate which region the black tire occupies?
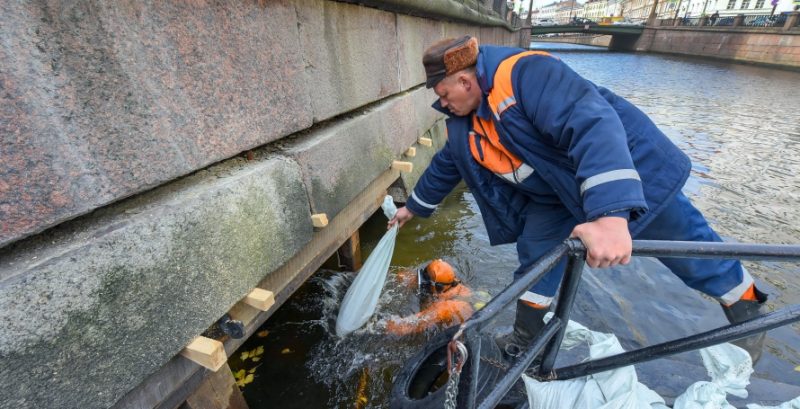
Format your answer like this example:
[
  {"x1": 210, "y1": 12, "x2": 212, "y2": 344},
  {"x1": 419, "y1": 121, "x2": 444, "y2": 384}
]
[{"x1": 390, "y1": 327, "x2": 507, "y2": 409}]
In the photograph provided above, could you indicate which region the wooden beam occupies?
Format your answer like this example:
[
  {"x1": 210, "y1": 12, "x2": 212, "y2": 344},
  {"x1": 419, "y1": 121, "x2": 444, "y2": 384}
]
[
  {"x1": 311, "y1": 213, "x2": 328, "y2": 228},
  {"x1": 181, "y1": 337, "x2": 226, "y2": 372},
  {"x1": 181, "y1": 362, "x2": 249, "y2": 409},
  {"x1": 405, "y1": 147, "x2": 416, "y2": 157},
  {"x1": 418, "y1": 137, "x2": 432, "y2": 147},
  {"x1": 391, "y1": 161, "x2": 413, "y2": 173},
  {"x1": 243, "y1": 288, "x2": 275, "y2": 311},
  {"x1": 337, "y1": 230, "x2": 362, "y2": 271}
]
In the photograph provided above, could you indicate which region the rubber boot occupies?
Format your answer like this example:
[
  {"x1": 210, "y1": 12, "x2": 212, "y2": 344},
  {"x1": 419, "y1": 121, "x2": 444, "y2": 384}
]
[
  {"x1": 494, "y1": 301, "x2": 548, "y2": 408},
  {"x1": 721, "y1": 286, "x2": 768, "y2": 365},
  {"x1": 495, "y1": 300, "x2": 548, "y2": 359}
]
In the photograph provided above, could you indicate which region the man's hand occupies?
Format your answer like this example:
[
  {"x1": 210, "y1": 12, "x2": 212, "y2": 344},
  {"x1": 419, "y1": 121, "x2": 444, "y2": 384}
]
[
  {"x1": 388, "y1": 206, "x2": 415, "y2": 229},
  {"x1": 570, "y1": 216, "x2": 632, "y2": 268}
]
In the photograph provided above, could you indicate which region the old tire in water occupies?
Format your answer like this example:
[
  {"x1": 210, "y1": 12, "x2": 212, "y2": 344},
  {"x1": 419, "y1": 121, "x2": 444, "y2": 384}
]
[{"x1": 389, "y1": 326, "x2": 507, "y2": 409}]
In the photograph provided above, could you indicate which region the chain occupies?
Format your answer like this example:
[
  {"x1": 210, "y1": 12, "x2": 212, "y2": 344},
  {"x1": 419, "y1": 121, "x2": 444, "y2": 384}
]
[
  {"x1": 443, "y1": 368, "x2": 460, "y2": 409},
  {"x1": 443, "y1": 340, "x2": 468, "y2": 409},
  {"x1": 479, "y1": 354, "x2": 509, "y2": 371}
]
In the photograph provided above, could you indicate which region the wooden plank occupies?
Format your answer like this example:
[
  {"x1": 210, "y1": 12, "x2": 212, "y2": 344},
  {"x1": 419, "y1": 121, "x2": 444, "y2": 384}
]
[
  {"x1": 418, "y1": 137, "x2": 432, "y2": 147},
  {"x1": 311, "y1": 213, "x2": 328, "y2": 228},
  {"x1": 391, "y1": 161, "x2": 413, "y2": 173},
  {"x1": 181, "y1": 362, "x2": 248, "y2": 409},
  {"x1": 243, "y1": 288, "x2": 275, "y2": 311},
  {"x1": 337, "y1": 230, "x2": 362, "y2": 271},
  {"x1": 405, "y1": 147, "x2": 416, "y2": 157},
  {"x1": 180, "y1": 337, "x2": 226, "y2": 372}
]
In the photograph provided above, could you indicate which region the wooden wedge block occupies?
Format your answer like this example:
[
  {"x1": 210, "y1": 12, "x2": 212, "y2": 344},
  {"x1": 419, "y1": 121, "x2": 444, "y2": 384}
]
[
  {"x1": 418, "y1": 137, "x2": 432, "y2": 147},
  {"x1": 244, "y1": 288, "x2": 275, "y2": 311},
  {"x1": 181, "y1": 336, "x2": 226, "y2": 371},
  {"x1": 392, "y1": 161, "x2": 413, "y2": 173},
  {"x1": 311, "y1": 213, "x2": 328, "y2": 228},
  {"x1": 405, "y1": 147, "x2": 416, "y2": 157}
]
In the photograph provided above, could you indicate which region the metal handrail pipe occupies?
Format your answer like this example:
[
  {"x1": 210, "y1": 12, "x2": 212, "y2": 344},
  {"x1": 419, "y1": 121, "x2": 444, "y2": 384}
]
[
  {"x1": 477, "y1": 318, "x2": 563, "y2": 409},
  {"x1": 551, "y1": 304, "x2": 800, "y2": 380},
  {"x1": 456, "y1": 243, "x2": 570, "y2": 334},
  {"x1": 619, "y1": 239, "x2": 800, "y2": 261}
]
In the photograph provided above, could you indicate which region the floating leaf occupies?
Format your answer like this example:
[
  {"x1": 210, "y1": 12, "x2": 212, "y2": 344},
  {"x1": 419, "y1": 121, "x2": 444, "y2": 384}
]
[
  {"x1": 243, "y1": 374, "x2": 254, "y2": 385},
  {"x1": 240, "y1": 351, "x2": 250, "y2": 361},
  {"x1": 795, "y1": 365, "x2": 800, "y2": 372},
  {"x1": 248, "y1": 368, "x2": 257, "y2": 374},
  {"x1": 254, "y1": 345, "x2": 265, "y2": 356},
  {"x1": 257, "y1": 330, "x2": 269, "y2": 338},
  {"x1": 234, "y1": 369, "x2": 246, "y2": 380},
  {"x1": 251, "y1": 357, "x2": 261, "y2": 362},
  {"x1": 281, "y1": 348, "x2": 292, "y2": 354},
  {"x1": 236, "y1": 380, "x2": 246, "y2": 388}
]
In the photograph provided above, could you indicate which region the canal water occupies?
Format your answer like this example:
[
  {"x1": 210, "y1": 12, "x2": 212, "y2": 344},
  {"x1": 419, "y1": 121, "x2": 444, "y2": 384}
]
[{"x1": 231, "y1": 43, "x2": 800, "y2": 408}]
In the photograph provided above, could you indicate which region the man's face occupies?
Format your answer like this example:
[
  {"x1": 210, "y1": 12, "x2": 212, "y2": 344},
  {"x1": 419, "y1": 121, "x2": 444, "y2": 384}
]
[{"x1": 433, "y1": 73, "x2": 479, "y2": 116}]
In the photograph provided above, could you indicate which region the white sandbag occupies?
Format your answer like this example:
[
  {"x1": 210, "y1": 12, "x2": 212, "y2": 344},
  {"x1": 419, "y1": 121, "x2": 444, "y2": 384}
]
[
  {"x1": 335, "y1": 196, "x2": 398, "y2": 337},
  {"x1": 523, "y1": 314, "x2": 668, "y2": 409},
  {"x1": 523, "y1": 314, "x2": 792, "y2": 409}
]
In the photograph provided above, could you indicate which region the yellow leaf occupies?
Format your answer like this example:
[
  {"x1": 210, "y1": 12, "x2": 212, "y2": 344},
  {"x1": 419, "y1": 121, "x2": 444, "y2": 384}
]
[
  {"x1": 248, "y1": 368, "x2": 257, "y2": 374},
  {"x1": 236, "y1": 380, "x2": 245, "y2": 388},
  {"x1": 243, "y1": 374, "x2": 254, "y2": 385},
  {"x1": 281, "y1": 348, "x2": 292, "y2": 354},
  {"x1": 252, "y1": 357, "x2": 261, "y2": 362},
  {"x1": 795, "y1": 365, "x2": 800, "y2": 372},
  {"x1": 240, "y1": 351, "x2": 250, "y2": 361},
  {"x1": 257, "y1": 330, "x2": 269, "y2": 338},
  {"x1": 234, "y1": 369, "x2": 245, "y2": 380},
  {"x1": 255, "y1": 346, "x2": 264, "y2": 356}
]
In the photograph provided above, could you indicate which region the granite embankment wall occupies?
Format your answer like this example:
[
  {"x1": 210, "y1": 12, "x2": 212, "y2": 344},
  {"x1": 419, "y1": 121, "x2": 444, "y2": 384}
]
[
  {"x1": 634, "y1": 25, "x2": 800, "y2": 69},
  {"x1": 0, "y1": 1, "x2": 522, "y2": 408}
]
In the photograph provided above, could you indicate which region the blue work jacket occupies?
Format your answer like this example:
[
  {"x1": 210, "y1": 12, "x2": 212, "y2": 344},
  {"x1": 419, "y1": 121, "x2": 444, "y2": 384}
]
[{"x1": 407, "y1": 45, "x2": 691, "y2": 245}]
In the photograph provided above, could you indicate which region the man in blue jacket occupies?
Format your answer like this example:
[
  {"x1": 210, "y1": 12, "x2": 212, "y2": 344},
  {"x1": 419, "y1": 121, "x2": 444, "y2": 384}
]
[{"x1": 387, "y1": 36, "x2": 768, "y2": 363}]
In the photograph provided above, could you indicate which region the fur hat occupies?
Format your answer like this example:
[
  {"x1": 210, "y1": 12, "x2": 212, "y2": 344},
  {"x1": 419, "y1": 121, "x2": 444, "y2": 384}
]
[{"x1": 422, "y1": 36, "x2": 479, "y2": 88}]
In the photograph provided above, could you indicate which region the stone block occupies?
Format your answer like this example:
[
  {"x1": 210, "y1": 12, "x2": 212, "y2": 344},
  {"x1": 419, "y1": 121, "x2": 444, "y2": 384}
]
[
  {"x1": 397, "y1": 14, "x2": 444, "y2": 90},
  {"x1": 0, "y1": 156, "x2": 313, "y2": 409},
  {"x1": 401, "y1": 120, "x2": 448, "y2": 192},
  {"x1": 295, "y1": 0, "x2": 400, "y2": 122},
  {"x1": 0, "y1": 1, "x2": 312, "y2": 248},
  {"x1": 284, "y1": 91, "x2": 436, "y2": 220}
]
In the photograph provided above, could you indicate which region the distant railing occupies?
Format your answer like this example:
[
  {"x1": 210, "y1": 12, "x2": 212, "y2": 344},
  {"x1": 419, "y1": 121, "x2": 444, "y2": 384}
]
[{"x1": 741, "y1": 13, "x2": 786, "y2": 27}]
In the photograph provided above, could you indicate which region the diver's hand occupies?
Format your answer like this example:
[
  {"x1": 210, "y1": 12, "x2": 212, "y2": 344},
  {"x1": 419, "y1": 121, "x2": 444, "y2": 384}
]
[
  {"x1": 570, "y1": 216, "x2": 632, "y2": 268},
  {"x1": 388, "y1": 207, "x2": 414, "y2": 229}
]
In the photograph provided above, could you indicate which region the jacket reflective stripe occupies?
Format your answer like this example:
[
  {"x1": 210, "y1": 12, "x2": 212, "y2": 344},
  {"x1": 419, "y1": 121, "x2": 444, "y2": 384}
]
[
  {"x1": 497, "y1": 163, "x2": 535, "y2": 183},
  {"x1": 580, "y1": 169, "x2": 641, "y2": 195},
  {"x1": 718, "y1": 267, "x2": 755, "y2": 306},
  {"x1": 487, "y1": 51, "x2": 557, "y2": 119},
  {"x1": 520, "y1": 291, "x2": 553, "y2": 307},
  {"x1": 496, "y1": 96, "x2": 516, "y2": 116},
  {"x1": 469, "y1": 116, "x2": 535, "y2": 184},
  {"x1": 411, "y1": 190, "x2": 438, "y2": 209}
]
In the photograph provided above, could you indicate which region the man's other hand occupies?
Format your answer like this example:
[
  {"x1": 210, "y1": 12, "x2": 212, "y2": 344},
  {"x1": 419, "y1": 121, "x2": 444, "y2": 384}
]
[
  {"x1": 570, "y1": 216, "x2": 632, "y2": 268},
  {"x1": 388, "y1": 206, "x2": 414, "y2": 229}
]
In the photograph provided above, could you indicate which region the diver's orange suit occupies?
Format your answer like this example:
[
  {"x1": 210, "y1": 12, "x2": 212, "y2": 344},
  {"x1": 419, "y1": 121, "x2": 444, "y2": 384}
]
[{"x1": 386, "y1": 268, "x2": 474, "y2": 336}]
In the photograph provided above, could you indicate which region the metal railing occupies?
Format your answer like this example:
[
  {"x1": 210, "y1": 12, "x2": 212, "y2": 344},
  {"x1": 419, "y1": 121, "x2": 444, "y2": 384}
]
[
  {"x1": 742, "y1": 13, "x2": 787, "y2": 27},
  {"x1": 446, "y1": 239, "x2": 800, "y2": 409}
]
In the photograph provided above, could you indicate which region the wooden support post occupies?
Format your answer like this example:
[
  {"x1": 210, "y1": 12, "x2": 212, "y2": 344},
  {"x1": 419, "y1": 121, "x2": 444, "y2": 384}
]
[
  {"x1": 181, "y1": 337, "x2": 227, "y2": 372},
  {"x1": 418, "y1": 137, "x2": 432, "y2": 147},
  {"x1": 391, "y1": 161, "x2": 413, "y2": 173},
  {"x1": 180, "y1": 362, "x2": 249, "y2": 409},
  {"x1": 405, "y1": 147, "x2": 416, "y2": 157},
  {"x1": 337, "y1": 230, "x2": 363, "y2": 271},
  {"x1": 243, "y1": 288, "x2": 275, "y2": 311},
  {"x1": 311, "y1": 213, "x2": 328, "y2": 228}
]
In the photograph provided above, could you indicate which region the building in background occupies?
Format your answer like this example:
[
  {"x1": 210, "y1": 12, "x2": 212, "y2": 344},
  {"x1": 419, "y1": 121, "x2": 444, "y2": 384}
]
[{"x1": 584, "y1": 0, "x2": 610, "y2": 19}]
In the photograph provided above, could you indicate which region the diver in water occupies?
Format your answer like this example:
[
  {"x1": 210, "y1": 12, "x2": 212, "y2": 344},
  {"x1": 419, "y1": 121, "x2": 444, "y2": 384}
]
[{"x1": 386, "y1": 259, "x2": 479, "y2": 336}]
